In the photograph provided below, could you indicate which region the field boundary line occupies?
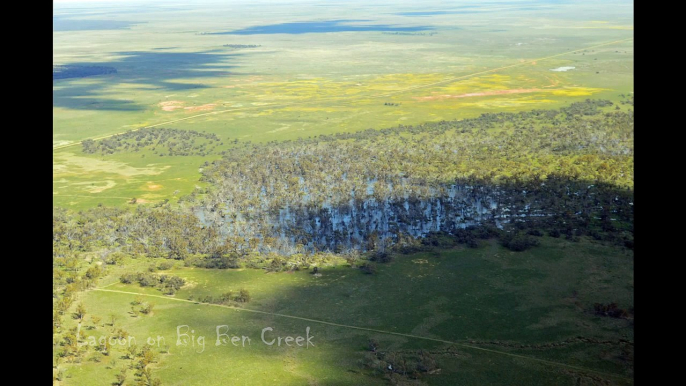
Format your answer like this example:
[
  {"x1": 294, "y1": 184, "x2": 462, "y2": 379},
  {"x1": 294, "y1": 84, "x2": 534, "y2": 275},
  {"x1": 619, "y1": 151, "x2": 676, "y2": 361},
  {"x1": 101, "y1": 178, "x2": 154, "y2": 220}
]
[
  {"x1": 93, "y1": 287, "x2": 632, "y2": 382},
  {"x1": 53, "y1": 194, "x2": 148, "y2": 200},
  {"x1": 54, "y1": 37, "x2": 633, "y2": 151}
]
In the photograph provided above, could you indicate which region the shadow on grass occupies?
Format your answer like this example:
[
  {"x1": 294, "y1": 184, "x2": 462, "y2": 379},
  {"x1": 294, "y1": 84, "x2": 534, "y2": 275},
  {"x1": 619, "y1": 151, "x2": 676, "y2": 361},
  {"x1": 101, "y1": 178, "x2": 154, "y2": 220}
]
[
  {"x1": 211, "y1": 19, "x2": 434, "y2": 35},
  {"x1": 53, "y1": 50, "x2": 245, "y2": 111}
]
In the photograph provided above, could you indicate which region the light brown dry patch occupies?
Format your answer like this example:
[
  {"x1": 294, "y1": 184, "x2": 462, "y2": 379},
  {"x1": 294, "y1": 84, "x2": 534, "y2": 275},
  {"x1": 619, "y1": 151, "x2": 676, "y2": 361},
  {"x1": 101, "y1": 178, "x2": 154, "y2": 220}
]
[
  {"x1": 266, "y1": 124, "x2": 292, "y2": 134},
  {"x1": 73, "y1": 180, "x2": 117, "y2": 193},
  {"x1": 414, "y1": 88, "x2": 545, "y2": 101},
  {"x1": 53, "y1": 140, "x2": 73, "y2": 148},
  {"x1": 159, "y1": 100, "x2": 185, "y2": 111},
  {"x1": 184, "y1": 103, "x2": 217, "y2": 112},
  {"x1": 544, "y1": 76, "x2": 561, "y2": 87},
  {"x1": 54, "y1": 153, "x2": 171, "y2": 177},
  {"x1": 146, "y1": 183, "x2": 163, "y2": 191},
  {"x1": 227, "y1": 76, "x2": 264, "y2": 87},
  {"x1": 230, "y1": 75, "x2": 263, "y2": 82},
  {"x1": 181, "y1": 280, "x2": 198, "y2": 290}
]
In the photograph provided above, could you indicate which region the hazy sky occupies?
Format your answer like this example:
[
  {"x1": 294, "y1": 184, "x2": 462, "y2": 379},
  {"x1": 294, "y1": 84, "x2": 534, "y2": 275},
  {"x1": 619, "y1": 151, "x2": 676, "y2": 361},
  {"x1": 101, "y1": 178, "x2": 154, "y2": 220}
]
[
  {"x1": 55, "y1": 0, "x2": 141, "y2": 3},
  {"x1": 53, "y1": 0, "x2": 331, "y2": 3},
  {"x1": 53, "y1": 0, "x2": 474, "y2": 4}
]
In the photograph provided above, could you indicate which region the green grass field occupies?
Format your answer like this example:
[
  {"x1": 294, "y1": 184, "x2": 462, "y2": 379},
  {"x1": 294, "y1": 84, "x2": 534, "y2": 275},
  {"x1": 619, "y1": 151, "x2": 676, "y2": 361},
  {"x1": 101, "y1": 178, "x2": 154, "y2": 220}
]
[
  {"x1": 57, "y1": 237, "x2": 633, "y2": 385},
  {"x1": 53, "y1": 0, "x2": 633, "y2": 209},
  {"x1": 53, "y1": 2, "x2": 633, "y2": 384}
]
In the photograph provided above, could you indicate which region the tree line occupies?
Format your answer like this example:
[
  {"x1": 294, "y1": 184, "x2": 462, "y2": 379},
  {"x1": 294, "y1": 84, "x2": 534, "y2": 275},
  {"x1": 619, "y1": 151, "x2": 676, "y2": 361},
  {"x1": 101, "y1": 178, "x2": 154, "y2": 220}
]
[
  {"x1": 81, "y1": 127, "x2": 222, "y2": 156},
  {"x1": 56, "y1": 99, "x2": 633, "y2": 260}
]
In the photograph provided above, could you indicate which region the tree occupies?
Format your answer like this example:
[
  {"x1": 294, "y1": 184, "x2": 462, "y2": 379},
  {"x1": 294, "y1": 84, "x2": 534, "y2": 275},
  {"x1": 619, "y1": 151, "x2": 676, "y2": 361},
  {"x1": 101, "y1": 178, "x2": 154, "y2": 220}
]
[
  {"x1": 237, "y1": 289, "x2": 251, "y2": 303},
  {"x1": 101, "y1": 337, "x2": 111, "y2": 356},
  {"x1": 53, "y1": 311, "x2": 62, "y2": 333},
  {"x1": 221, "y1": 291, "x2": 234, "y2": 303},
  {"x1": 138, "y1": 345, "x2": 157, "y2": 367},
  {"x1": 62, "y1": 330, "x2": 80, "y2": 356},
  {"x1": 360, "y1": 262, "x2": 377, "y2": 274},
  {"x1": 74, "y1": 302, "x2": 86, "y2": 321},
  {"x1": 55, "y1": 368, "x2": 66, "y2": 382},
  {"x1": 126, "y1": 344, "x2": 138, "y2": 360},
  {"x1": 137, "y1": 367, "x2": 162, "y2": 386},
  {"x1": 140, "y1": 302, "x2": 155, "y2": 315},
  {"x1": 500, "y1": 233, "x2": 539, "y2": 252},
  {"x1": 85, "y1": 266, "x2": 101, "y2": 280},
  {"x1": 56, "y1": 296, "x2": 72, "y2": 315},
  {"x1": 114, "y1": 367, "x2": 127, "y2": 386}
]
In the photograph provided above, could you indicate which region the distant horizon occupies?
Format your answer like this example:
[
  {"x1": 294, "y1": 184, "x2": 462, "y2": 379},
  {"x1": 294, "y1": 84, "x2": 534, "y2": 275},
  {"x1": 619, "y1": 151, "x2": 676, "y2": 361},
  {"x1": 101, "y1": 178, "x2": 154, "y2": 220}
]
[{"x1": 54, "y1": 0, "x2": 618, "y2": 5}]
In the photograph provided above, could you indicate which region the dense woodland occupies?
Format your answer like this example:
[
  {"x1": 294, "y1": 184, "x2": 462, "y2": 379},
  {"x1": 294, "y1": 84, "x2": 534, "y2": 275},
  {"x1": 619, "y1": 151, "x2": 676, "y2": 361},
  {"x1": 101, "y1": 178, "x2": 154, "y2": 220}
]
[
  {"x1": 193, "y1": 99, "x2": 633, "y2": 252},
  {"x1": 56, "y1": 99, "x2": 633, "y2": 261},
  {"x1": 81, "y1": 128, "x2": 222, "y2": 156},
  {"x1": 53, "y1": 100, "x2": 634, "y2": 379}
]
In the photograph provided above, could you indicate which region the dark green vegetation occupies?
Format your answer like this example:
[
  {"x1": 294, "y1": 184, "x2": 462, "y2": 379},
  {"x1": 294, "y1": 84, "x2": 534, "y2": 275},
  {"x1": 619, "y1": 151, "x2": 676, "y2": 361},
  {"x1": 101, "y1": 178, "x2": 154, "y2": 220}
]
[
  {"x1": 119, "y1": 272, "x2": 186, "y2": 295},
  {"x1": 54, "y1": 1, "x2": 633, "y2": 384},
  {"x1": 53, "y1": 102, "x2": 633, "y2": 384},
  {"x1": 56, "y1": 100, "x2": 633, "y2": 260},
  {"x1": 81, "y1": 128, "x2": 222, "y2": 157},
  {"x1": 194, "y1": 99, "x2": 633, "y2": 253},
  {"x1": 202, "y1": 98, "x2": 632, "y2": 197},
  {"x1": 54, "y1": 0, "x2": 633, "y2": 208},
  {"x1": 53, "y1": 65, "x2": 117, "y2": 80},
  {"x1": 53, "y1": 236, "x2": 633, "y2": 385},
  {"x1": 53, "y1": 99, "x2": 633, "y2": 384}
]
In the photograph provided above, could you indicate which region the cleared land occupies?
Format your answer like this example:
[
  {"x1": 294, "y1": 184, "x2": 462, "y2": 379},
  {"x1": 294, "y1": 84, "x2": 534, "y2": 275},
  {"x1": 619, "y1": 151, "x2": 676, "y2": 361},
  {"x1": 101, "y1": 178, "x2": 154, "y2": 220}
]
[{"x1": 57, "y1": 237, "x2": 634, "y2": 385}]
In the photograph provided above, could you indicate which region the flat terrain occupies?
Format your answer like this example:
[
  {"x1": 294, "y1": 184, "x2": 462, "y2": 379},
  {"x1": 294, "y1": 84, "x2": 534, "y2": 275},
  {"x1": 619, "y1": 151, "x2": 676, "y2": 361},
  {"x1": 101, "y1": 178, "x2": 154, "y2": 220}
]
[
  {"x1": 53, "y1": 0, "x2": 634, "y2": 209},
  {"x1": 53, "y1": 2, "x2": 634, "y2": 385},
  {"x1": 58, "y1": 237, "x2": 634, "y2": 385}
]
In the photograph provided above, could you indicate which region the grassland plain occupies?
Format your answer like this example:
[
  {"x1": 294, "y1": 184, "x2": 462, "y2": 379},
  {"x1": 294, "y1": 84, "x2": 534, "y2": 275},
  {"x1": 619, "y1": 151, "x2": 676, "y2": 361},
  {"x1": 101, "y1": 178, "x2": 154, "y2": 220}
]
[
  {"x1": 53, "y1": 0, "x2": 633, "y2": 209},
  {"x1": 54, "y1": 3, "x2": 633, "y2": 383},
  {"x1": 57, "y1": 237, "x2": 633, "y2": 385}
]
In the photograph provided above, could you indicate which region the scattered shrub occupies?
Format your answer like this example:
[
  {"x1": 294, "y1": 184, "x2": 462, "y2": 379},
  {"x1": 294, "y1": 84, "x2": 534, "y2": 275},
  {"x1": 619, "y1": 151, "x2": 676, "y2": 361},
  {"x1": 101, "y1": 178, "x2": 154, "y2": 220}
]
[
  {"x1": 500, "y1": 233, "x2": 540, "y2": 252},
  {"x1": 236, "y1": 289, "x2": 251, "y2": 303},
  {"x1": 360, "y1": 262, "x2": 377, "y2": 275},
  {"x1": 158, "y1": 260, "x2": 174, "y2": 270},
  {"x1": 371, "y1": 251, "x2": 393, "y2": 263},
  {"x1": 526, "y1": 229, "x2": 544, "y2": 237},
  {"x1": 593, "y1": 302, "x2": 630, "y2": 319}
]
